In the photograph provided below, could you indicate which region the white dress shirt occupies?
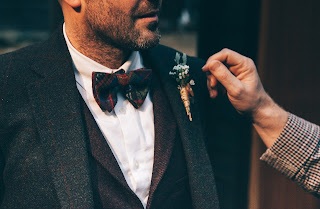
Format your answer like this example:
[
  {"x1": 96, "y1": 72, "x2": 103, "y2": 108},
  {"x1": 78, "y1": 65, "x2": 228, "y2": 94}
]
[{"x1": 63, "y1": 24, "x2": 155, "y2": 208}]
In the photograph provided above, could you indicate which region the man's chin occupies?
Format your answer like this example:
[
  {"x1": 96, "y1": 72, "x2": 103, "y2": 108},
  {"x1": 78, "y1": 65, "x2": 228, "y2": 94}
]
[
  {"x1": 134, "y1": 35, "x2": 161, "y2": 50},
  {"x1": 130, "y1": 29, "x2": 161, "y2": 50}
]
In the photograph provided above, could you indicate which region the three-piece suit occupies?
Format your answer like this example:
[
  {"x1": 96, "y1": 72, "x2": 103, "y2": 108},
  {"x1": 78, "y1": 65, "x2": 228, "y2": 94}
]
[{"x1": 0, "y1": 27, "x2": 224, "y2": 208}]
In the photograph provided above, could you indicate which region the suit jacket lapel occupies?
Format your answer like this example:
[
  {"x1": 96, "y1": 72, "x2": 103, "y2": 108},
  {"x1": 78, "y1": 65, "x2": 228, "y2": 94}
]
[
  {"x1": 146, "y1": 73, "x2": 176, "y2": 208},
  {"x1": 142, "y1": 46, "x2": 219, "y2": 209},
  {"x1": 27, "y1": 27, "x2": 94, "y2": 208},
  {"x1": 82, "y1": 99, "x2": 132, "y2": 192},
  {"x1": 82, "y1": 62, "x2": 177, "y2": 205}
]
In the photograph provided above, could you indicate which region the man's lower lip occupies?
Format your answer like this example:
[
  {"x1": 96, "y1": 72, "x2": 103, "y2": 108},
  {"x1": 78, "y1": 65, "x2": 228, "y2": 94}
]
[{"x1": 138, "y1": 15, "x2": 159, "y2": 22}]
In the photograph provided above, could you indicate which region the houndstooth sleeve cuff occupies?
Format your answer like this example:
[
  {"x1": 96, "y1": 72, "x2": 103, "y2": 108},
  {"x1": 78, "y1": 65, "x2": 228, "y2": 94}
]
[{"x1": 260, "y1": 113, "x2": 320, "y2": 194}]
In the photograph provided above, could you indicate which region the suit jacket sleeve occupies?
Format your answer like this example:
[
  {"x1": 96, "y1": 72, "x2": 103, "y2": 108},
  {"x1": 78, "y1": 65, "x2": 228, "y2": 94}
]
[{"x1": 261, "y1": 113, "x2": 320, "y2": 196}]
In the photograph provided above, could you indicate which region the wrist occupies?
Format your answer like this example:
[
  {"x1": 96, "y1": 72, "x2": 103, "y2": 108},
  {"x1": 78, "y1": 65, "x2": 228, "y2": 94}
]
[{"x1": 252, "y1": 93, "x2": 289, "y2": 148}]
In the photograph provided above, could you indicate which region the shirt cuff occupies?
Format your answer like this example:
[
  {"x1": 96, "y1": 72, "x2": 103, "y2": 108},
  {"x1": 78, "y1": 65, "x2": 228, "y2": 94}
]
[{"x1": 260, "y1": 113, "x2": 320, "y2": 180}]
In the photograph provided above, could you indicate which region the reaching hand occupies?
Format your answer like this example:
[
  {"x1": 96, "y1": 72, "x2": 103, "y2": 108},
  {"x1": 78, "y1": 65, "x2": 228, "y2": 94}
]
[
  {"x1": 202, "y1": 48, "x2": 288, "y2": 148},
  {"x1": 202, "y1": 48, "x2": 267, "y2": 116}
]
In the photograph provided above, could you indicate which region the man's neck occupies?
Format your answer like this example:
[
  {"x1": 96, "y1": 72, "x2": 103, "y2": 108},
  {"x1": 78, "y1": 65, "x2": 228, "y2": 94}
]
[{"x1": 66, "y1": 26, "x2": 131, "y2": 69}]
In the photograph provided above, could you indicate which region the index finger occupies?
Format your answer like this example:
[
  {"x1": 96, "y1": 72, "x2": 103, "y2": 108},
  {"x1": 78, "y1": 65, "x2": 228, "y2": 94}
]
[{"x1": 204, "y1": 48, "x2": 246, "y2": 67}]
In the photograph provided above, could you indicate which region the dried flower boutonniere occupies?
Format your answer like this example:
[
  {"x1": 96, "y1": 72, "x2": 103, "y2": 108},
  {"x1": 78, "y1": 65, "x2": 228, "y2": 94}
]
[{"x1": 169, "y1": 52, "x2": 195, "y2": 121}]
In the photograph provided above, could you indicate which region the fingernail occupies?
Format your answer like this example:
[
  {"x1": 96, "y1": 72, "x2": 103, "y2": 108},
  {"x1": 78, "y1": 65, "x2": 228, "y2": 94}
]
[{"x1": 211, "y1": 91, "x2": 218, "y2": 98}]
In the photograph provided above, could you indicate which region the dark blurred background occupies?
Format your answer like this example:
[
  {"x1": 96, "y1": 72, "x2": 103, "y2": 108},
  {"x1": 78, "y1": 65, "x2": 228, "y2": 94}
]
[{"x1": 1, "y1": 0, "x2": 320, "y2": 209}]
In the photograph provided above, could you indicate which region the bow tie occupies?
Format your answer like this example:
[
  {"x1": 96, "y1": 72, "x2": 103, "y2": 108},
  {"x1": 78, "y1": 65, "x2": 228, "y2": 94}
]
[{"x1": 92, "y1": 68, "x2": 152, "y2": 112}]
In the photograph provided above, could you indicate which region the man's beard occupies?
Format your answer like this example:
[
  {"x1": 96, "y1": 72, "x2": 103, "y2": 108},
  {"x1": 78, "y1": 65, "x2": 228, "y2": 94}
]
[{"x1": 85, "y1": 3, "x2": 161, "y2": 51}]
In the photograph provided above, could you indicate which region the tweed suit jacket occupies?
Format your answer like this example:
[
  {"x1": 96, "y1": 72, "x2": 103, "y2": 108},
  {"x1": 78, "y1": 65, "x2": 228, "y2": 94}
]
[{"x1": 0, "y1": 27, "x2": 219, "y2": 209}]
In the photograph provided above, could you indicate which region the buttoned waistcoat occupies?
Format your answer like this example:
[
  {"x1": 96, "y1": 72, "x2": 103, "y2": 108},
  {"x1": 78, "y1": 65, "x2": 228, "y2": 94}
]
[{"x1": 0, "y1": 26, "x2": 219, "y2": 209}]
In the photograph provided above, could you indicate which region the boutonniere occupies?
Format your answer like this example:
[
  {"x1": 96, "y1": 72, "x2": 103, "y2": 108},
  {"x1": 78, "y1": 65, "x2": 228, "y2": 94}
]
[{"x1": 169, "y1": 52, "x2": 195, "y2": 121}]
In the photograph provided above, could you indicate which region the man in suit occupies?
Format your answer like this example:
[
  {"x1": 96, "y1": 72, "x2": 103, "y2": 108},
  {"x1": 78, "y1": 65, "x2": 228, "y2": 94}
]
[{"x1": 0, "y1": 0, "x2": 245, "y2": 208}]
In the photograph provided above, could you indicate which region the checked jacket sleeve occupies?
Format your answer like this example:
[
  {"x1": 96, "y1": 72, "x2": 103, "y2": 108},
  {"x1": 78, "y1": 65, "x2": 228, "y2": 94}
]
[{"x1": 260, "y1": 113, "x2": 320, "y2": 196}]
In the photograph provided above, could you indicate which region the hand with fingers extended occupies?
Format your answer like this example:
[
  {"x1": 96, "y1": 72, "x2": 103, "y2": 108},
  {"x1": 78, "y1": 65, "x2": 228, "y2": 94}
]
[{"x1": 202, "y1": 48, "x2": 288, "y2": 148}]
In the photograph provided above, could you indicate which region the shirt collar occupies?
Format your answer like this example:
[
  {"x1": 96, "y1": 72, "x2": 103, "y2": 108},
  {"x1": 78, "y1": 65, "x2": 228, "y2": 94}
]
[{"x1": 63, "y1": 23, "x2": 144, "y2": 81}]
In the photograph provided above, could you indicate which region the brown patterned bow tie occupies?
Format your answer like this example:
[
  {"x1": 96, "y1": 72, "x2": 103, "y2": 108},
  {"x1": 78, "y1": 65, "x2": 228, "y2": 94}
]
[{"x1": 92, "y1": 68, "x2": 152, "y2": 112}]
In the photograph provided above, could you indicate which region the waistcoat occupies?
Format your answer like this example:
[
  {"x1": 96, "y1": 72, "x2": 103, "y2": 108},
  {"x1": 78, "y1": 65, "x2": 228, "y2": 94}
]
[{"x1": 81, "y1": 75, "x2": 193, "y2": 209}]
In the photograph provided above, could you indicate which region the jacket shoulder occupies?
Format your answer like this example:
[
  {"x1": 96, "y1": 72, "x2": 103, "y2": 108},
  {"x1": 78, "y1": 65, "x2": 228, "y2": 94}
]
[
  {"x1": 0, "y1": 42, "x2": 48, "y2": 115},
  {"x1": 0, "y1": 42, "x2": 45, "y2": 73},
  {"x1": 0, "y1": 43, "x2": 42, "y2": 85}
]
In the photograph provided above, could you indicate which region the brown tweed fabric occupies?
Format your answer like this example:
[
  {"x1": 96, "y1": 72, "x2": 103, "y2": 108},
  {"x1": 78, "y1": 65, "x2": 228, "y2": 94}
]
[
  {"x1": 82, "y1": 72, "x2": 193, "y2": 209},
  {"x1": 83, "y1": 100, "x2": 143, "y2": 209},
  {"x1": 147, "y1": 72, "x2": 193, "y2": 209},
  {"x1": 0, "y1": 24, "x2": 220, "y2": 209}
]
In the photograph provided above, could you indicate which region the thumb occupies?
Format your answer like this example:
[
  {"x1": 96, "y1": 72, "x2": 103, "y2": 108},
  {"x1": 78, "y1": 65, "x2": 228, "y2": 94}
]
[{"x1": 202, "y1": 60, "x2": 243, "y2": 96}]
